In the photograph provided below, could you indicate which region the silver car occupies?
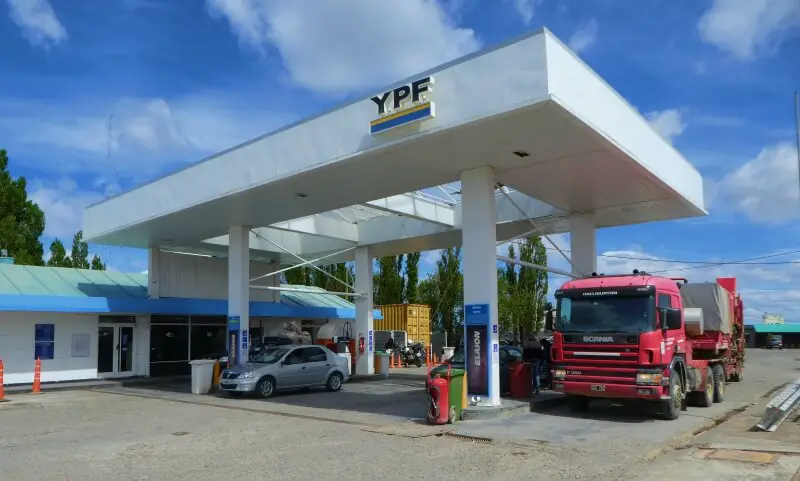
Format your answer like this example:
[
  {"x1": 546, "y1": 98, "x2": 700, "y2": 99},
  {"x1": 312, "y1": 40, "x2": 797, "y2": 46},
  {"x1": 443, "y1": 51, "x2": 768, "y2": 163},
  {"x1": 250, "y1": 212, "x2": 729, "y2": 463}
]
[{"x1": 219, "y1": 345, "x2": 349, "y2": 398}]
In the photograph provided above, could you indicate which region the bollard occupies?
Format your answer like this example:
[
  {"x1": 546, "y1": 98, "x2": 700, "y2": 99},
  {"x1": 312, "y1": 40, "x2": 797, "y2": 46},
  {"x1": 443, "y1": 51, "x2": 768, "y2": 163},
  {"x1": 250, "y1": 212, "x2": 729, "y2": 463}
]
[
  {"x1": 389, "y1": 353, "x2": 395, "y2": 368},
  {"x1": 32, "y1": 358, "x2": 41, "y2": 394},
  {"x1": 0, "y1": 359, "x2": 6, "y2": 402},
  {"x1": 212, "y1": 361, "x2": 221, "y2": 389}
]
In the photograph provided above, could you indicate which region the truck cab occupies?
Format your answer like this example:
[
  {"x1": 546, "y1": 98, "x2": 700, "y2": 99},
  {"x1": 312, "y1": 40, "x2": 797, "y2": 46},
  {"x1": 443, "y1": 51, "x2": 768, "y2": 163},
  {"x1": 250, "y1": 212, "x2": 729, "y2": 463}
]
[{"x1": 548, "y1": 271, "x2": 739, "y2": 420}]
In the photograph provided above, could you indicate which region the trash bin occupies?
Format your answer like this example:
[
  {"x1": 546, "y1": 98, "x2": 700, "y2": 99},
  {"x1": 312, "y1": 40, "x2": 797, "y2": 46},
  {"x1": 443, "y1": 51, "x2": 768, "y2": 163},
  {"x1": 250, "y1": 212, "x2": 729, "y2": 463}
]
[
  {"x1": 188, "y1": 359, "x2": 216, "y2": 394},
  {"x1": 374, "y1": 352, "x2": 390, "y2": 378},
  {"x1": 509, "y1": 361, "x2": 532, "y2": 399},
  {"x1": 426, "y1": 365, "x2": 466, "y2": 424}
]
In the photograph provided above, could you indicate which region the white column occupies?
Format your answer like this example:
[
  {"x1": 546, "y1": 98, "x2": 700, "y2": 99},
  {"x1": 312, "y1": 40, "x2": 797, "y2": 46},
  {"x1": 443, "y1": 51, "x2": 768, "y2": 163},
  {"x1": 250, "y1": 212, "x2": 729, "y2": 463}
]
[
  {"x1": 570, "y1": 213, "x2": 597, "y2": 276},
  {"x1": 354, "y1": 246, "x2": 374, "y2": 376},
  {"x1": 228, "y1": 225, "x2": 250, "y2": 366},
  {"x1": 147, "y1": 247, "x2": 160, "y2": 299},
  {"x1": 460, "y1": 166, "x2": 500, "y2": 406}
]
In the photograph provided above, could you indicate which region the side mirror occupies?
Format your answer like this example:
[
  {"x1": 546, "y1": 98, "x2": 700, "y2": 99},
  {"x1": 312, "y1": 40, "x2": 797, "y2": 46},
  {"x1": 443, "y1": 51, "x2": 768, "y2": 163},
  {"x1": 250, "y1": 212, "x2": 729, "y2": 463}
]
[
  {"x1": 659, "y1": 307, "x2": 682, "y2": 331},
  {"x1": 545, "y1": 310, "x2": 554, "y2": 331}
]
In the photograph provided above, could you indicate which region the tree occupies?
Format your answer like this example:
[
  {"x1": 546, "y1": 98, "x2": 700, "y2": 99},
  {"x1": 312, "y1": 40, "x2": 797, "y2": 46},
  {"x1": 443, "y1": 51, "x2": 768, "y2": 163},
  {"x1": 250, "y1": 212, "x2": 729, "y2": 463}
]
[
  {"x1": 47, "y1": 239, "x2": 72, "y2": 267},
  {"x1": 0, "y1": 149, "x2": 45, "y2": 265},
  {"x1": 90, "y1": 254, "x2": 106, "y2": 271},
  {"x1": 46, "y1": 231, "x2": 106, "y2": 270},
  {"x1": 280, "y1": 262, "x2": 354, "y2": 298},
  {"x1": 374, "y1": 255, "x2": 404, "y2": 305},
  {"x1": 404, "y1": 252, "x2": 421, "y2": 303},
  {"x1": 70, "y1": 231, "x2": 90, "y2": 269},
  {"x1": 419, "y1": 248, "x2": 463, "y2": 344}
]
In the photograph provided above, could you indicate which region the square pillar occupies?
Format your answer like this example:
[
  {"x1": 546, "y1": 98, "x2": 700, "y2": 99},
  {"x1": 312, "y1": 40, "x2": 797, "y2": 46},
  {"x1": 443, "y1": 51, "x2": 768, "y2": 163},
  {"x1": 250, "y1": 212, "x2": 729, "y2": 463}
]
[
  {"x1": 460, "y1": 166, "x2": 500, "y2": 406},
  {"x1": 228, "y1": 225, "x2": 250, "y2": 366},
  {"x1": 570, "y1": 213, "x2": 597, "y2": 276},
  {"x1": 147, "y1": 247, "x2": 160, "y2": 299},
  {"x1": 354, "y1": 246, "x2": 374, "y2": 375}
]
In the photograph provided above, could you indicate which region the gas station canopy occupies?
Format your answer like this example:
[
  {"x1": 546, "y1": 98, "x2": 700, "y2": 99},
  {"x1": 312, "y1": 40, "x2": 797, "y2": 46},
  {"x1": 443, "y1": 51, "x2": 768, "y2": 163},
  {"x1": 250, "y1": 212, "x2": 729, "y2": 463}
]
[{"x1": 83, "y1": 29, "x2": 705, "y2": 261}]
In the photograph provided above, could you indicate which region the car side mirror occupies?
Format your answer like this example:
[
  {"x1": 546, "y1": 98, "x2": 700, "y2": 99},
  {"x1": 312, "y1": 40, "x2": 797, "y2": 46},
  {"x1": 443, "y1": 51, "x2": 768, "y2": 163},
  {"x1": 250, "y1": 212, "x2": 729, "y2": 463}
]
[{"x1": 659, "y1": 307, "x2": 682, "y2": 331}]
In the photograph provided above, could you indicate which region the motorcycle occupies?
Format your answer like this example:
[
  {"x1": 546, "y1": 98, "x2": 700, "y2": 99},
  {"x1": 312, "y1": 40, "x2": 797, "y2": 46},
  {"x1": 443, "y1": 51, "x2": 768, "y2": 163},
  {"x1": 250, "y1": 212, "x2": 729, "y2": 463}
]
[{"x1": 399, "y1": 343, "x2": 426, "y2": 367}]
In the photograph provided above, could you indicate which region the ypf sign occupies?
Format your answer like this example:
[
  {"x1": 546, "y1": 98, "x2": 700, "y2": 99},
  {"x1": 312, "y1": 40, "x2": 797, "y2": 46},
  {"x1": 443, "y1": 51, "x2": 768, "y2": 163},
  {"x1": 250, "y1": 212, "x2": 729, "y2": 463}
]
[{"x1": 369, "y1": 76, "x2": 435, "y2": 135}]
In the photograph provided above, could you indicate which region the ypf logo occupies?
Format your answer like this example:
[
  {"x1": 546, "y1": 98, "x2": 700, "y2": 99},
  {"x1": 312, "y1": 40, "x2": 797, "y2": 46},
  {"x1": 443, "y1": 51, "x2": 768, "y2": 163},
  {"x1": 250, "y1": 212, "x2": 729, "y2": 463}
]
[{"x1": 369, "y1": 76, "x2": 435, "y2": 134}]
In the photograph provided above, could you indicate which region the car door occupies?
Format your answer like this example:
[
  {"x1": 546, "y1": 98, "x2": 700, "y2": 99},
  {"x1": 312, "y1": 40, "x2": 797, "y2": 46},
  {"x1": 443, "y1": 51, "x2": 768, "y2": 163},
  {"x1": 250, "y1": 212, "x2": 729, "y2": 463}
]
[
  {"x1": 301, "y1": 347, "x2": 331, "y2": 386},
  {"x1": 278, "y1": 348, "x2": 308, "y2": 388}
]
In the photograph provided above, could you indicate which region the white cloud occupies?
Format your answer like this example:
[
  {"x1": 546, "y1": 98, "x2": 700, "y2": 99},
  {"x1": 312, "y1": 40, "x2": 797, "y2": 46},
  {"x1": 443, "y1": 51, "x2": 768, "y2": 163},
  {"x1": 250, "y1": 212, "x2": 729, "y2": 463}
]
[
  {"x1": 0, "y1": 95, "x2": 290, "y2": 179},
  {"x1": 206, "y1": 0, "x2": 480, "y2": 94},
  {"x1": 698, "y1": 0, "x2": 800, "y2": 61},
  {"x1": 567, "y1": 18, "x2": 599, "y2": 53},
  {"x1": 29, "y1": 177, "x2": 104, "y2": 239},
  {"x1": 6, "y1": 0, "x2": 67, "y2": 47},
  {"x1": 645, "y1": 109, "x2": 687, "y2": 144},
  {"x1": 714, "y1": 141, "x2": 800, "y2": 224},
  {"x1": 511, "y1": 0, "x2": 542, "y2": 25}
]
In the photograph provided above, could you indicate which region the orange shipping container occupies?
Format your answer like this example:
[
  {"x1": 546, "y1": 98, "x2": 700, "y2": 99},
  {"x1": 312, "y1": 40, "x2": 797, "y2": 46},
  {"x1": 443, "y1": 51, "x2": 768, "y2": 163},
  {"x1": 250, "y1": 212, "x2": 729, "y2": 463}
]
[{"x1": 375, "y1": 304, "x2": 431, "y2": 346}]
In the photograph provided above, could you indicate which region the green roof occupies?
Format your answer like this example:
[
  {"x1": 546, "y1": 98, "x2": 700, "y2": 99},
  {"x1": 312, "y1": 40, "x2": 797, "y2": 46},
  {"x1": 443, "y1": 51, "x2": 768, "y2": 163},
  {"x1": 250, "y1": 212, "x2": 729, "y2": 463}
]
[
  {"x1": 279, "y1": 284, "x2": 356, "y2": 309},
  {"x1": 751, "y1": 324, "x2": 800, "y2": 334},
  {"x1": 0, "y1": 264, "x2": 147, "y2": 298},
  {"x1": 0, "y1": 265, "x2": 356, "y2": 310}
]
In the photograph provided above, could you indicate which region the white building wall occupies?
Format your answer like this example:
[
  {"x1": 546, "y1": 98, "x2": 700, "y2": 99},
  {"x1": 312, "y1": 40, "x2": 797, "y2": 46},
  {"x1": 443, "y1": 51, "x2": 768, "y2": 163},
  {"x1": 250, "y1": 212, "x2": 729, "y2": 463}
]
[
  {"x1": 156, "y1": 252, "x2": 278, "y2": 302},
  {"x1": 0, "y1": 312, "x2": 151, "y2": 385},
  {"x1": 0, "y1": 312, "x2": 99, "y2": 384}
]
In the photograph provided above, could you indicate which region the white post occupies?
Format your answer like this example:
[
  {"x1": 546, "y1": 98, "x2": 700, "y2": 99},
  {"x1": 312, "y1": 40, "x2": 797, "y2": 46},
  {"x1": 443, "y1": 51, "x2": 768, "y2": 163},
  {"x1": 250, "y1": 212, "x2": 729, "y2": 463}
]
[
  {"x1": 147, "y1": 247, "x2": 160, "y2": 299},
  {"x1": 461, "y1": 166, "x2": 500, "y2": 406},
  {"x1": 228, "y1": 225, "x2": 250, "y2": 366},
  {"x1": 354, "y1": 246, "x2": 374, "y2": 375},
  {"x1": 570, "y1": 213, "x2": 597, "y2": 276}
]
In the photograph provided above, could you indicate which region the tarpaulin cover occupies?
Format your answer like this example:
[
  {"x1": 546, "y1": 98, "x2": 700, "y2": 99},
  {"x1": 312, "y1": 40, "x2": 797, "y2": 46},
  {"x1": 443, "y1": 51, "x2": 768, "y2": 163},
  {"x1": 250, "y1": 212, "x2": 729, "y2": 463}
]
[{"x1": 680, "y1": 283, "x2": 732, "y2": 334}]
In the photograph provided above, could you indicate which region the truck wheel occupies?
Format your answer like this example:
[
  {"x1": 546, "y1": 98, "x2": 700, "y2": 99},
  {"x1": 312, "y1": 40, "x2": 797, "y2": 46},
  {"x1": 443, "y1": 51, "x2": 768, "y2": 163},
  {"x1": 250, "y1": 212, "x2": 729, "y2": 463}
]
[
  {"x1": 662, "y1": 372, "x2": 682, "y2": 420},
  {"x1": 566, "y1": 395, "x2": 590, "y2": 413},
  {"x1": 692, "y1": 366, "x2": 714, "y2": 408},
  {"x1": 712, "y1": 364, "x2": 725, "y2": 403}
]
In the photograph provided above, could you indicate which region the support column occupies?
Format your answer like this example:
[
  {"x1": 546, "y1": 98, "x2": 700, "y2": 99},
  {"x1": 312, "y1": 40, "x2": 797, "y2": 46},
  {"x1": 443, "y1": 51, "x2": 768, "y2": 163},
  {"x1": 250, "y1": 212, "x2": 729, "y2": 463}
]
[
  {"x1": 570, "y1": 213, "x2": 597, "y2": 276},
  {"x1": 460, "y1": 166, "x2": 500, "y2": 406},
  {"x1": 227, "y1": 225, "x2": 250, "y2": 366},
  {"x1": 147, "y1": 247, "x2": 160, "y2": 299},
  {"x1": 354, "y1": 246, "x2": 374, "y2": 376}
]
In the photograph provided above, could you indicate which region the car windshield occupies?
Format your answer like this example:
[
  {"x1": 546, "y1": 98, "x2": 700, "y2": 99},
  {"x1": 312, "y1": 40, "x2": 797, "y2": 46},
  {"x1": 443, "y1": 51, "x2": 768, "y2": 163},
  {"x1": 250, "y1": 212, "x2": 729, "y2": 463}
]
[
  {"x1": 248, "y1": 347, "x2": 290, "y2": 363},
  {"x1": 557, "y1": 295, "x2": 655, "y2": 334}
]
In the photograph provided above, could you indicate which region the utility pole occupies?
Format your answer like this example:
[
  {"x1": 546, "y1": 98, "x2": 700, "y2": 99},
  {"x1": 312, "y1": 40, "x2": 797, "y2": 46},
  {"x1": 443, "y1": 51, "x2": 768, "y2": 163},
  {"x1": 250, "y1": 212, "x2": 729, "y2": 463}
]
[{"x1": 795, "y1": 91, "x2": 800, "y2": 207}]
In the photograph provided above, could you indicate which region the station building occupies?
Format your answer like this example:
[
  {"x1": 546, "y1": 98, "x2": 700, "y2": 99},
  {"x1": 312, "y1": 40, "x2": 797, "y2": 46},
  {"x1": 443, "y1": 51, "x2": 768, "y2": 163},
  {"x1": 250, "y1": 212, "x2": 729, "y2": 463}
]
[{"x1": 0, "y1": 254, "x2": 380, "y2": 385}]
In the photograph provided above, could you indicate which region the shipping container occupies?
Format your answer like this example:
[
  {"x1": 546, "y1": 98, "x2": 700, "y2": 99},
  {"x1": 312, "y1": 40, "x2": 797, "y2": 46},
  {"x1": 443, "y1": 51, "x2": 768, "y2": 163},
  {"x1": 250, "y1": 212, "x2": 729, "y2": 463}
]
[{"x1": 375, "y1": 304, "x2": 431, "y2": 347}]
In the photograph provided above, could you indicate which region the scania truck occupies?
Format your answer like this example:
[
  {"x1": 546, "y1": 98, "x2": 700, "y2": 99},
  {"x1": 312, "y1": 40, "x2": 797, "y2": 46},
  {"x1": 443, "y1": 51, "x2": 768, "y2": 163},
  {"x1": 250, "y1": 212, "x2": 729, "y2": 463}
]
[{"x1": 547, "y1": 271, "x2": 745, "y2": 420}]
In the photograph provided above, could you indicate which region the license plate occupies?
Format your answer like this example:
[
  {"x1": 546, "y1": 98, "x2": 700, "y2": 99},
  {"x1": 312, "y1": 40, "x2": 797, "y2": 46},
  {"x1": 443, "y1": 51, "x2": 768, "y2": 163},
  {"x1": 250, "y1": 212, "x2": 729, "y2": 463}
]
[{"x1": 590, "y1": 384, "x2": 606, "y2": 392}]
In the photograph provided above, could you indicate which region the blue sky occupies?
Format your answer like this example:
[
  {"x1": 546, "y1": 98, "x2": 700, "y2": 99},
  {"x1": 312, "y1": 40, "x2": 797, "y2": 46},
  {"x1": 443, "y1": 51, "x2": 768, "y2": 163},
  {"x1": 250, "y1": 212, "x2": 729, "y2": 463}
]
[{"x1": 1, "y1": 0, "x2": 799, "y2": 322}]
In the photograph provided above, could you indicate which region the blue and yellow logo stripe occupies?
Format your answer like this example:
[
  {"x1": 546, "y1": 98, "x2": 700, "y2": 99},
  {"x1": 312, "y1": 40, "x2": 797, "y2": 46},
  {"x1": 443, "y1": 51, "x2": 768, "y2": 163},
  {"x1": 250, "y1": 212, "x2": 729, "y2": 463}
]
[{"x1": 370, "y1": 101, "x2": 434, "y2": 134}]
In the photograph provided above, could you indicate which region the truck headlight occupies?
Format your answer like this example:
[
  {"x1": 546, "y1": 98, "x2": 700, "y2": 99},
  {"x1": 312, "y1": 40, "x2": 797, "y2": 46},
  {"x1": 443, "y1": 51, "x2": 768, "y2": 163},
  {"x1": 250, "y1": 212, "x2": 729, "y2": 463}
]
[
  {"x1": 636, "y1": 372, "x2": 662, "y2": 385},
  {"x1": 553, "y1": 369, "x2": 567, "y2": 380}
]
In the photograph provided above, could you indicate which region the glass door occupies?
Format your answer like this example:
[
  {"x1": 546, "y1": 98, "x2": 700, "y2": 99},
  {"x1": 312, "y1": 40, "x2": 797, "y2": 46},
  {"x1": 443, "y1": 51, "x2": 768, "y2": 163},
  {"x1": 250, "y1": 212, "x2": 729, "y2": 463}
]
[{"x1": 97, "y1": 325, "x2": 135, "y2": 378}]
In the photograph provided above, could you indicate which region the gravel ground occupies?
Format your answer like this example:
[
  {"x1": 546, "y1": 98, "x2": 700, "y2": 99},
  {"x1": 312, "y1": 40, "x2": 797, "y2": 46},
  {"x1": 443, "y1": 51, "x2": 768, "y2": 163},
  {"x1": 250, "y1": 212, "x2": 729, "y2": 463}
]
[{"x1": 0, "y1": 349, "x2": 794, "y2": 481}]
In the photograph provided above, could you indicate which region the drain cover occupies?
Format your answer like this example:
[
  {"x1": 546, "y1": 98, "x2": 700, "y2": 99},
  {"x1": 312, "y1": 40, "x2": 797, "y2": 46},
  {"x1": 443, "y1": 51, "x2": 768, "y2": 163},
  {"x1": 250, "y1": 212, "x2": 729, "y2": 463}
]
[{"x1": 702, "y1": 449, "x2": 778, "y2": 465}]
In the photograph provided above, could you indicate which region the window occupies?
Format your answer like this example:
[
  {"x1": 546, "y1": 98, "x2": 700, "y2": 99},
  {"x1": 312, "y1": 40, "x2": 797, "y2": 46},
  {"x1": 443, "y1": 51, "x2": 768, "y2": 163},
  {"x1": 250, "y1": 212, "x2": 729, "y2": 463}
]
[
  {"x1": 505, "y1": 348, "x2": 523, "y2": 363},
  {"x1": 557, "y1": 296, "x2": 655, "y2": 334},
  {"x1": 190, "y1": 325, "x2": 226, "y2": 360},
  {"x1": 657, "y1": 294, "x2": 672, "y2": 308},
  {"x1": 284, "y1": 349, "x2": 307, "y2": 365},
  {"x1": 304, "y1": 347, "x2": 327, "y2": 363}
]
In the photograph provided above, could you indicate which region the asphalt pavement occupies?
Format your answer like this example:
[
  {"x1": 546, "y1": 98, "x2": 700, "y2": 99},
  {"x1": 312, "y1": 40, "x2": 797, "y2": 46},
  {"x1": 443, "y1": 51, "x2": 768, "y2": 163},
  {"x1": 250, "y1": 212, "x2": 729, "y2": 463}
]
[{"x1": 0, "y1": 348, "x2": 794, "y2": 481}]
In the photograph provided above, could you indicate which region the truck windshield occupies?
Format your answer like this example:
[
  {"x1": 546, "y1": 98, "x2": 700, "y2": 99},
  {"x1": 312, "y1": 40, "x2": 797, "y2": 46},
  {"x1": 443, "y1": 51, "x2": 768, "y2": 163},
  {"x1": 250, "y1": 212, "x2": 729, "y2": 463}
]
[{"x1": 557, "y1": 296, "x2": 655, "y2": 334}]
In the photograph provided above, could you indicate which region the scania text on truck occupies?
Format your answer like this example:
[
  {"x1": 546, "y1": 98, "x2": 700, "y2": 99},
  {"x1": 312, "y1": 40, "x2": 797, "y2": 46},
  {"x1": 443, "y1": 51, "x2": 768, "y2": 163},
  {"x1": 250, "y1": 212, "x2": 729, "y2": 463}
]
[{"x1": 546, "y1": 271, "x2": 745, "y2": 420}]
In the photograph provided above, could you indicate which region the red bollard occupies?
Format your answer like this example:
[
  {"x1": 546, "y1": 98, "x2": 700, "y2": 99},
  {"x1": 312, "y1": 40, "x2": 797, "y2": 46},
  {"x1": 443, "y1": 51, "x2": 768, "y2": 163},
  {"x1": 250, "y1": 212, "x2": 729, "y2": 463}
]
[{"x1": 32, "y1": 358, "x2": 41, "y2": 394}]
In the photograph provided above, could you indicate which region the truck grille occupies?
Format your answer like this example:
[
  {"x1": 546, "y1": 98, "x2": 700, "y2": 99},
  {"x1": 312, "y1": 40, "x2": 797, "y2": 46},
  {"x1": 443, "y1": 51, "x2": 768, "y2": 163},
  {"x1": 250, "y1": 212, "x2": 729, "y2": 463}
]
[{"x1": 562, "y1": 343, "x2": 639, "y2": 384}]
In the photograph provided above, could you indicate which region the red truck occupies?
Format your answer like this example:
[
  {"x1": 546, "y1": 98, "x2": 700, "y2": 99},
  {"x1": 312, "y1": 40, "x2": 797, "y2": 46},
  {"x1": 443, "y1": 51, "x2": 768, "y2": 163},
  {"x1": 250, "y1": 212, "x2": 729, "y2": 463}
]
[{"x1": 547, "y1": 270, "x2": 745, "y2": 420}]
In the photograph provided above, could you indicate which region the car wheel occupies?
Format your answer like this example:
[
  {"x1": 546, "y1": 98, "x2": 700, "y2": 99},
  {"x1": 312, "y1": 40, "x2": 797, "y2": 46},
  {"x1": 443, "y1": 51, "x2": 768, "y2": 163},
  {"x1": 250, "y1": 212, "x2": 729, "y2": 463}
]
[
  {"x1": 256, "y1": 377, "x2": 275, "y2": 399},
  {"x1": 326, "y1": 372, "x2": 344, "y2": 392},
  {"x1": 691, "y1": 366, "x2": 713, "y2": 408},
  {"x1": 414, "y1": 359, "x2": 423, "y2": 367}
]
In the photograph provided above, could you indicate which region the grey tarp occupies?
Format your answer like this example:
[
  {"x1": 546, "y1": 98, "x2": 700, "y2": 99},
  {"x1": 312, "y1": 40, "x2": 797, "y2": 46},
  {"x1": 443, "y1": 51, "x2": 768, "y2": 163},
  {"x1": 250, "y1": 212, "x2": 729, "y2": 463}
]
[{"x1": 679, "y1": 282, "x2": 732, "y2": 334}]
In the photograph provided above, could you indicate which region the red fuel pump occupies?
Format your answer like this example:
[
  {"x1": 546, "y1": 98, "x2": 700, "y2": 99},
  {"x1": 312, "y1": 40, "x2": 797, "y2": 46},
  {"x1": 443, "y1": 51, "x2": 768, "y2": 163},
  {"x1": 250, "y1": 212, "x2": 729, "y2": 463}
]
[{"x1": 358, "y1": 333, "x2": 365, "y2": 354}]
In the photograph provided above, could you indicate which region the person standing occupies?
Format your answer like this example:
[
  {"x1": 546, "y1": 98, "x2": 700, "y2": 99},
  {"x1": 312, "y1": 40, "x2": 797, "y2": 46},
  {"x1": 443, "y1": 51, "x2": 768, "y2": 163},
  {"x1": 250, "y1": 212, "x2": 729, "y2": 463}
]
[{"x1": 522, "y1": 336, "x2": 543, "y2": 394}]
